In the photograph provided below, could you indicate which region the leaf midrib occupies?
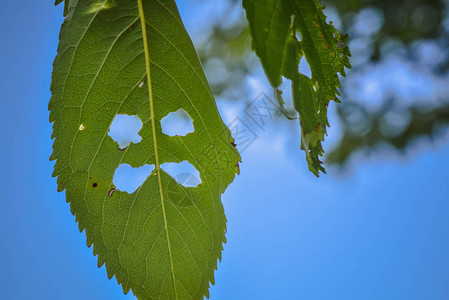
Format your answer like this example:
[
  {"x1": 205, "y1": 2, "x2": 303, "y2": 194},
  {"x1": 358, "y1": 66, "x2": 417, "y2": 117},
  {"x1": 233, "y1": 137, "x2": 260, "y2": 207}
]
[{"x1": 137, "y1": 0, "x2": 178, "y2": 299}]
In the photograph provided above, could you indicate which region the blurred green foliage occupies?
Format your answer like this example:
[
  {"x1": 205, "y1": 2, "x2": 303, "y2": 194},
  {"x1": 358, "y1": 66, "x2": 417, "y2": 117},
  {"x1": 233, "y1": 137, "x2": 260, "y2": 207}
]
[
  {"x1": 196, "y1": 0, "x2": 449, "y2": 168},
  {"x1": 326, "y1": 0, "x2": 449, "y2": 165}
]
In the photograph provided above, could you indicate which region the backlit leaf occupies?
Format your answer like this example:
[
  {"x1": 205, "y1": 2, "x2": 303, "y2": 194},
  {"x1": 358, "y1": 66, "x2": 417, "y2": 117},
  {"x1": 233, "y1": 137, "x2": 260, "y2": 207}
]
[
  {"x1": 243, "y1": 0, "x2": 351, "y2": 176},
  {"x1": 50, "y1": 0, "x2": 240, "y2": 298}
]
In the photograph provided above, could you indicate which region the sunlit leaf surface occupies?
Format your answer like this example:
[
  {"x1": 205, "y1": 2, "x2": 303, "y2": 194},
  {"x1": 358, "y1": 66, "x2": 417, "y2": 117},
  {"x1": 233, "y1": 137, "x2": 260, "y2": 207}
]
[{"x1": 50, "y1": 0, "x2": 240, "y2": 298}]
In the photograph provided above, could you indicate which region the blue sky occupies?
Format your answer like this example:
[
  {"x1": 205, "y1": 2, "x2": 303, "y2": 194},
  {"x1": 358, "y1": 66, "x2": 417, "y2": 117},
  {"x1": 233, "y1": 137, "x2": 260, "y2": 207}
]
[{"x1": 1, "y1": 1, "x2": 449, "y2": 299}]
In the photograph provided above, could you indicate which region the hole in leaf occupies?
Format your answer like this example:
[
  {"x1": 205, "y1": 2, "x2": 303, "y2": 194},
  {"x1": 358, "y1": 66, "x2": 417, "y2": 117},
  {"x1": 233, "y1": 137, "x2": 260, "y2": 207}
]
[
  {"x1": 161, "y1": 109, "x2": 194, "y2": 137},
  {"x1": 160, "y1": 161, "x2": 201, "y2": 188},
  {"x1": 337, "y1": 40, "x2": 346, "y2": 48},
  {"x1": 108, "y1": 114, "x2": 143, "y2": 149},
  {"x1": 113, "y1": 164, "x2": 155, "y2": 193},
  {"x1": 299, "y1": 56, "x2": 312, "y2": 78}
]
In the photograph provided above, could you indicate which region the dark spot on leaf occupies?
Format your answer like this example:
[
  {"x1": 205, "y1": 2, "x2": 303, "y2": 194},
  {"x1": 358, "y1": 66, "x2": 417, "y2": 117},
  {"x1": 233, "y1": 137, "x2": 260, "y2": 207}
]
[
  {"x1": 231, "y1": 141, "x2": 236, "y2": 147},
  {"x1": 92, "y1": 183, "x2": 98, "y2": 188}
]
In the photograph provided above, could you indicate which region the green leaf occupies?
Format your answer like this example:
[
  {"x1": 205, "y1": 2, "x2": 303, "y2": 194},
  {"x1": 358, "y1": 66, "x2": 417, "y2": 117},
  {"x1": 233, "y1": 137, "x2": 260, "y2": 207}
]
[
  {"x1": 243, "y1": 0, "x2": 351, "y2": 176},
  {"x1": 54, "y1": 0, "x2": 70, "y2": 17},
  {"x1": 49, "y1": 1, "x2": 240, "y2": 299}
]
